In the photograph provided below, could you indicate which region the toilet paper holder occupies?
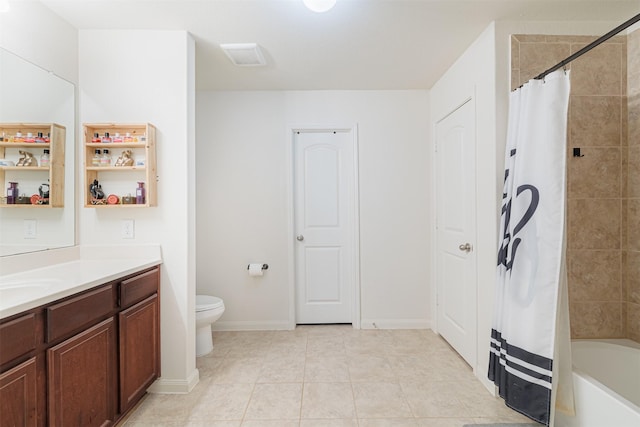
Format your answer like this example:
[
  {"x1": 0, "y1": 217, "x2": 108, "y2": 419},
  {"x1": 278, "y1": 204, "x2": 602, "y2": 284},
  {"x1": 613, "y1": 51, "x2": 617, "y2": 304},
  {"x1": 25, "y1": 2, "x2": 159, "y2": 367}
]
[{"x1": 247, "y1": 263, "x2": 269, "y2": 271}]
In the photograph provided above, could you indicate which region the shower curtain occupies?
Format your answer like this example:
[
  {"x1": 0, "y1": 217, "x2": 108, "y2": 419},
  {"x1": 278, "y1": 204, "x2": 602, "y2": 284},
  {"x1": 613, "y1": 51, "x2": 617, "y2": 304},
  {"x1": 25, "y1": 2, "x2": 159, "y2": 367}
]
[{"x1": 489, "y1": 69, "x2": 572, "y2": 426}]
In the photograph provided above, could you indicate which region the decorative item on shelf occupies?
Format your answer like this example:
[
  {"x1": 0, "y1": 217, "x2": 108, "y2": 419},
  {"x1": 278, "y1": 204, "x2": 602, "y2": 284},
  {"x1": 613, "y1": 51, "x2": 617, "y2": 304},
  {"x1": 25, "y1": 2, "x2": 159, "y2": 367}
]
[
  {"x1": 101, "y1": 149, "x2": 112, "y2": 167},
  {"x1": 6, "y1": 182, "x2": 18, "y2": 204},
  {"x1": 0, "y1": 159, "x2": 15, "y2": 166},
  {"x1": 91, "y1": 133, "x2": 101, "y2": 143},
  {"x1": 89, "y1": 179, "x2": 106, "y2": 205},
  {"x1": 40, "y1": 149, "x2": 50, "y2": 167},
  {"x1": 16, "y1": 150, "x2": 36, "y2": 166},
  {"x1": 112, "y1": 132, "x2": 123, "y2": 143},
  {"x1": 38, "y1": 183, "x2": 50, "y2": 205},
  {"x1": 30, "y1": 194, "x2": 40, "y2": 205},
  {"x1": 16, "y1": 194, "x2": 31, "y2": 204},
  {"x1": 101, "y1": 132, "x2": 112, "y2": 143},
  {"x1": 92, "y1": 149, "x2": 101, "y2": 167},
  {"x1": 107, "y1": 194, "x2": 119, "y2": 205},
  {"x1": 35, "y1": 132, "x2": 46, "y2": 143},
  {"x1": 114, "y1": 149, "x2": 134, "y2": 167},
  {"x1": 122, "y1": 194, "x2": 135, "y2": 205},
  {"x1": 136, "y1": 182, "x2": 146, "y2": 204}
]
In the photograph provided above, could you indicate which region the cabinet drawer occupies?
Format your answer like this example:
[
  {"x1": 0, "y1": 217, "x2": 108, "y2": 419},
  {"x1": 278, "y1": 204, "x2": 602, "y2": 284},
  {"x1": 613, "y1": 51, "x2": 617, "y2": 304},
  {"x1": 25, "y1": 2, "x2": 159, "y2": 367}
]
[
  {"x1": 0, "y1": 314, "x2": 36, "y2": 366},
  {"x1": 47, "y1": 284, "x2": 115, "y2": 343},
  {"x1": 120, "y1": 268, "x2": 159, "y2": 308}
]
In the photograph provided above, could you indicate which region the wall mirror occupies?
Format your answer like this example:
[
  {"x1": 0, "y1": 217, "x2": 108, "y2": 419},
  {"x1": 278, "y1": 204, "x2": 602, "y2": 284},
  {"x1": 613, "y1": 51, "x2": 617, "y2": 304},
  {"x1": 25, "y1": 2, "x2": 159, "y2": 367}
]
[{"x1": 0, "y1": 47, "x2": 75, "y2": 257}]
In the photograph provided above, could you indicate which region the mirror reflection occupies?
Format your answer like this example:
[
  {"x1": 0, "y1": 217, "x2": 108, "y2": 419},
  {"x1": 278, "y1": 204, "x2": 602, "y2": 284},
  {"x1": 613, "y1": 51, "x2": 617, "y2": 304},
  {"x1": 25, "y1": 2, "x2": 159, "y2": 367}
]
[{"x1": 0, "y1": 48, "x2": 75, "y2": 256}]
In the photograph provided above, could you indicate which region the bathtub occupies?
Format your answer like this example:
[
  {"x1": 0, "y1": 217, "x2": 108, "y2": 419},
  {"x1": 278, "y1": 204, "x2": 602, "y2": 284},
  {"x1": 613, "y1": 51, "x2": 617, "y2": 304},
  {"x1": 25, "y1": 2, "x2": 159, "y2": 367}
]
[{"x1": 555, "y1": 339, "x2": 640, "y2": 427}]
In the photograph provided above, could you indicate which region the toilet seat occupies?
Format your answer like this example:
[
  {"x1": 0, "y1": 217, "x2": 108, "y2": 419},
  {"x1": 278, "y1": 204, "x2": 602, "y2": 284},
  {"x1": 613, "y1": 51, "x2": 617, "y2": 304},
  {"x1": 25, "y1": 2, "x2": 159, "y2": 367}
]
[{"x1": 196, "y1": 295, "x2": 224, "y2": 312}]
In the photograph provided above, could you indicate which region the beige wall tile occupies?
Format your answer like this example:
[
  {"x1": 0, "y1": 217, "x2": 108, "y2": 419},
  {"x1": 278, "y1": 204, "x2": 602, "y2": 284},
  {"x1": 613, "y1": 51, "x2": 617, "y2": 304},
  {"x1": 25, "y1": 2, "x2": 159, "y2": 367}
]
[
  {"x1": 513, "y1": 34, "x2": 547, "y2": 43},
  {"x1": 560, "y1": 35, "x2": 625, "y2": 44},
  {"x1": 630, "y1": 92, "x2": 640, "y2": 146},
  {"x1": 622, "y1": 198, "x2": 628, "y2": 250},
  {"x1": 628, "y1": 29, "x2": 640, "y2": 83},
  {"x1": 622, "y1": 96, "x2": 629, "y2": 146},
  {"x1": 570, "y1": 302, "x2": 624, "y2": 338},
  {"x1": 629, "y1": 251, "x2": 640, "y2": 304},
  {"x1": 569, "y1": 96, "x2": 621, "y2": 147},
  {"x1": 519, "y1": 42, "x2": 570, "y2": 80},
  {"x1": 568, "y1": 147, "x2": 621, "y2": 198},
  {"x1": 568, "y1": 250, "x2": 621, "y2": 301},
  {"x1": 568, "y1": 199, "x2": 621, "y2": 249},
  {"x1": 629, "y1": 146, "x2": 640, "y2": 198},
  {"x1": 571, "y1": 42, "x2": 623, "y2": 96},
  {"x1": 622, "y1": 144, "x2": 628, "y2": 198},
  {"x1": 628, "y1": 302, "x2": 640, "y2": 342},
  {"x1": 622, "y1": 250, "x2": 628, "y2": 300},
  {"x1": 629, "y1": 199, "x2": 640, "y2": 251},
  {"x1": 511, "y1": 36, "x2": 520, "y2": 71}
]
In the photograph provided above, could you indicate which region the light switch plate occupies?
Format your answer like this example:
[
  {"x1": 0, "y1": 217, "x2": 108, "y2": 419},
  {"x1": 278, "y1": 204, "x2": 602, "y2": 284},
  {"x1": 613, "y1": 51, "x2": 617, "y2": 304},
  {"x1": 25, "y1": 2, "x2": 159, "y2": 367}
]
[
  {"x1": 122, "y1": 219, "x2": 135, "y2": 239},
  {"x1": 23, "y1": 219, "x2": 37, "y2": 239}
]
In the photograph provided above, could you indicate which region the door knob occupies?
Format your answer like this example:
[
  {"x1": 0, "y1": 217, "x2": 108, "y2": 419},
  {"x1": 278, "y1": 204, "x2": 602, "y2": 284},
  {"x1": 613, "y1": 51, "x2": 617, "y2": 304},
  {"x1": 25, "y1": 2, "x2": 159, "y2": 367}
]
[
  {"x1": 459, "y1": 243, "x2": 472, "y2": 252},
  {"x1": 296, "y1": 235, "x2": 304, "y2": 241}
]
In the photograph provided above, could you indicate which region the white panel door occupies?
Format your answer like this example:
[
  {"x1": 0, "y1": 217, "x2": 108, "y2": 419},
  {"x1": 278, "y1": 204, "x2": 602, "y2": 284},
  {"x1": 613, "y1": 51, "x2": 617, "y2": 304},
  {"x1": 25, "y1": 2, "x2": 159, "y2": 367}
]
[
  {"x1": 294, "y1": 130, "x2": 354, "y2": 324},
  {"x1": 435, "y1": 100, "x2": 477, "y2": 367}
]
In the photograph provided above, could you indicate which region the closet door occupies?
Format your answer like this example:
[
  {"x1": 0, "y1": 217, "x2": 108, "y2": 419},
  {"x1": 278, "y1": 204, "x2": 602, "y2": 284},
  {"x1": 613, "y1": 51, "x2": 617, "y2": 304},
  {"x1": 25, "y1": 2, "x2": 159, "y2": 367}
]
[{"x1": 435, "y1": 99, "x2": 477, "y2": 367}]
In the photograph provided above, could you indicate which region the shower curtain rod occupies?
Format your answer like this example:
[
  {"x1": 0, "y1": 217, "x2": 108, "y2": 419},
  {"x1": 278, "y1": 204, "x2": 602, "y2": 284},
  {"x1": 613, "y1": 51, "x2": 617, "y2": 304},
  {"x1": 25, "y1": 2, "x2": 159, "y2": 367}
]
[{"x1": 533, "y1": 12, "x2": 640, "y2": 81}]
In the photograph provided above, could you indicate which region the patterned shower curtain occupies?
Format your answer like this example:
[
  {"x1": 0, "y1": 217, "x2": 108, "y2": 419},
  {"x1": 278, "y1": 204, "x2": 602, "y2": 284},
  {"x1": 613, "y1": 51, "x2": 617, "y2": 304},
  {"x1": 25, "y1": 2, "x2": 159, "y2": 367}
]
[{"x1": 489, "y1": 69, "x2": 572, "y2": 426}]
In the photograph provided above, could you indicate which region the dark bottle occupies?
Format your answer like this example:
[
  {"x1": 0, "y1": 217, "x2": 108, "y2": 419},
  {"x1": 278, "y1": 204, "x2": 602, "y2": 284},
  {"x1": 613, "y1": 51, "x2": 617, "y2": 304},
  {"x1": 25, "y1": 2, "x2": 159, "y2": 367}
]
[
  {"x1": 136, "y1": 182, "x2": 146, "y2": 204},
  {"x1": 7, "y1": 182, "x2": 18, "y2": 204}
]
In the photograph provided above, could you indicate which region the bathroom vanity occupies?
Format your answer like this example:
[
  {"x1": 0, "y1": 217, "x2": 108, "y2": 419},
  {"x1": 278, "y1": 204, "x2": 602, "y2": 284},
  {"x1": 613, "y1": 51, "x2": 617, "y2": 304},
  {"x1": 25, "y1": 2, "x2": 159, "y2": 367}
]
[{"x1": 0, "y1": 251, "x2": 161, "y2": 427}]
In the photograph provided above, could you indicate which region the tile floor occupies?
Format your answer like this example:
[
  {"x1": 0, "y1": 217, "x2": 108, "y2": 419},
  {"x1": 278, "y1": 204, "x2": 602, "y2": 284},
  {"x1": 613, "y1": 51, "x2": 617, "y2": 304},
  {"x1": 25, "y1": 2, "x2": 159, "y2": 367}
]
[{"x1": 122, "y1": 325, "x2": 532, "y2": 426}]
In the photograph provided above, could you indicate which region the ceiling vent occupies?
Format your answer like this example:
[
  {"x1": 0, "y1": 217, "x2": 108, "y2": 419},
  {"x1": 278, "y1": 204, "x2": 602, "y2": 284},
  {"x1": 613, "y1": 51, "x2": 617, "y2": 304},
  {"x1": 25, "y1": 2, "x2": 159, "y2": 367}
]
[{"x1": 220, "y1": 43, "x2": 266, "y2": 66}]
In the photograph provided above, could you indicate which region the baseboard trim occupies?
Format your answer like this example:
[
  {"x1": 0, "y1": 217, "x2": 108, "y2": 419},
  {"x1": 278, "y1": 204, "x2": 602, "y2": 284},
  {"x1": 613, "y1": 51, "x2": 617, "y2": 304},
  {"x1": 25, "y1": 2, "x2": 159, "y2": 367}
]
[
  {"x1": 213, "y1": 320, "x2": 292, "y2": 331},
  {"x1": 147, "y1": 368, "x2": 200, "y2": 394},
  {"x1": 360, "y1": 319, "x2": 431, "y2": 330}
]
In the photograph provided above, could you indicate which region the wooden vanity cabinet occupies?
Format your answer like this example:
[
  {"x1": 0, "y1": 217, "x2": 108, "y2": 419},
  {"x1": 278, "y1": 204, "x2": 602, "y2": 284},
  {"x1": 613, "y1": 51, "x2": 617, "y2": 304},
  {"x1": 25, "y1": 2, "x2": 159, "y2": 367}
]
[
  {"x1": 118, "y1": 268, "x2": 161, "y2": 413},
  {"x1": 48, "y1": 318, "x2": 118, "y2": 427},
  {"x1": 0, "y1": 311, "x2": 46, "y2": 427},
  {"x1": 0, "y1": 356, "x2": 39, "y2": 426},
  {"x1": 0, "y1": 265, "x2": 160, "y2": 427}
]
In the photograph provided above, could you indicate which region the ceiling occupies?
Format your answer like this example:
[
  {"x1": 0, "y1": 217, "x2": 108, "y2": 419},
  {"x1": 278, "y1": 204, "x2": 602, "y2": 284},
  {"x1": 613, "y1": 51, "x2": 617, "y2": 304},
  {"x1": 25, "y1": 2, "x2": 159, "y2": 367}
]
[{"x1": 40, "y1": 0, "x2": 640, "y2": 90}]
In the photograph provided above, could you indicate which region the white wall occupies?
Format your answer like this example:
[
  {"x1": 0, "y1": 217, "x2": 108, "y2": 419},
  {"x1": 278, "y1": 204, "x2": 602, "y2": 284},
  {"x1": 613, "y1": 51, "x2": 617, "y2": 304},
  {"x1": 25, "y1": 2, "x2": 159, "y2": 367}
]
[
  {"x1": 196, "y1": 90, "x2": 431, "y2": 330},
  {"x1": 79, "y1": 30, "x2": 197, "y2": 392},
  {"x1": 0, "y1": 0, "x2": 78, "y2": 84}
]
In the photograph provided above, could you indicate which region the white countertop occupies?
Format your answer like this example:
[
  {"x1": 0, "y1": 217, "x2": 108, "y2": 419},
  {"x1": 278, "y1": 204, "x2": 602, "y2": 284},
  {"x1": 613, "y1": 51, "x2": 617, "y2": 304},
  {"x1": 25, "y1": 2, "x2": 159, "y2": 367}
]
[{"x1": 0, "y1": 245, "x2": 162, "y2": 319}]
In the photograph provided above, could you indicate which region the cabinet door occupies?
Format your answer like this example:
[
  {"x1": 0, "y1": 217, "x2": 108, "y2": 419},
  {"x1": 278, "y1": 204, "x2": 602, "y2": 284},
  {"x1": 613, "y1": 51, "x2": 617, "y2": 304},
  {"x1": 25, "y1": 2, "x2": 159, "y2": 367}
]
[
  {"x1": 48, "y1": 318, "x2": 117, "y2": 427},
  {"x1": 119, "y1": 294, "x2": 160, "y2": 412},
  {"x1": 0, "y1": 357, "x2": 38, "y2": 427}
]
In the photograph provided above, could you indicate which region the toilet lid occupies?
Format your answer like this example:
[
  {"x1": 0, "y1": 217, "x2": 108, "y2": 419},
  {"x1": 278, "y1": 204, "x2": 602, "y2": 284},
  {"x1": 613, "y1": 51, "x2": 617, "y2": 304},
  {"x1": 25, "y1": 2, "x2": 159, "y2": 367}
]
[{"x1": 196, "y1": 295, "x2": 224, "y2": 312}]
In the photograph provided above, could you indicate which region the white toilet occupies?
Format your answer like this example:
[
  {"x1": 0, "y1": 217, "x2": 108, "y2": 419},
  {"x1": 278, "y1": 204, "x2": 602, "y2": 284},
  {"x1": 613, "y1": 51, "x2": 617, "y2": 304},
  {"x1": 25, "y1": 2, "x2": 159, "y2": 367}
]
[{"x1": 195, "y1": 294, "x2": 225, "y2": 357}]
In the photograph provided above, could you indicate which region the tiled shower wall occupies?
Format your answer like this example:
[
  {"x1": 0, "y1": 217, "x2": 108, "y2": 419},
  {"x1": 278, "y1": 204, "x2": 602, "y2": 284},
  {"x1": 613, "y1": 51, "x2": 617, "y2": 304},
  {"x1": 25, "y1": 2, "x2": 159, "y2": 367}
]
[
  {"x1": 511, "y1": 32, "x2": 639, "y2": 343},
  {"x1": 628, "y1": 28, "x2": 639, "y2": 342}
]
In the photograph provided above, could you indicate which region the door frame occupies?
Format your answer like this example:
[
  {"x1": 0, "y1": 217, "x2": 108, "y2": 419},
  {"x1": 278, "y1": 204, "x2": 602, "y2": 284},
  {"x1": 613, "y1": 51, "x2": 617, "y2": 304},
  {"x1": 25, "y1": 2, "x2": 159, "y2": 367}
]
[
  {"x1": 431, "y1": 96, "x2": 478, "y2": 367},
  {"x1": 286, "y1": 124, "x2": 361, "y2": 329}
]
